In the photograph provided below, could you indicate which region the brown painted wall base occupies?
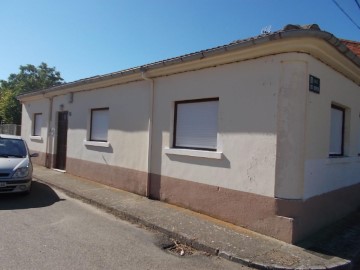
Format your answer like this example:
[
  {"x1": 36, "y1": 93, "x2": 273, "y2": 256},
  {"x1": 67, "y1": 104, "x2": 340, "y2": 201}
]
[
  {"x1": 30, "y1": 154, "x2": 360, "y2": 243},
  {"x1": 276, "y1": 182, "x2": 360, "y2": 242},
  {"x1": 149, "y1": 174, "x2": 360, "y2": 243},
  {"x1": 149, "y1": 173, "x2": 295, "y2": 243},
  {"x1": 66, "y1": 157, "x2": 148, "y2": 196}
]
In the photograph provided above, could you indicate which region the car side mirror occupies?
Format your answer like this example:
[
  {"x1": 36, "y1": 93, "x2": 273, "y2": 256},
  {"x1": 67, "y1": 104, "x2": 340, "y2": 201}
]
[{"x1": 30, "y1": 153, "x2": 39, "y2": 158}]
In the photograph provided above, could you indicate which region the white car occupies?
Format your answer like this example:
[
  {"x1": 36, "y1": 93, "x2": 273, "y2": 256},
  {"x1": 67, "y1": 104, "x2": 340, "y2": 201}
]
[{"x1": 0, "y1": 134, "x2": 38, "y2": 194}]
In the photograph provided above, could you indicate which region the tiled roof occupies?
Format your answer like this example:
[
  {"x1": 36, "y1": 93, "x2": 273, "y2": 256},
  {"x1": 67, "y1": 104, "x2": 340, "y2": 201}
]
[
  {"x1": 18, "y1": 24, "x2": 360, "y2": 99},
  {"x1": 283, "y1": 26, "x2": 360, "y2": 58},
  {"x1": 341, "y1": 39, "x2": 360, "y2": 57}
]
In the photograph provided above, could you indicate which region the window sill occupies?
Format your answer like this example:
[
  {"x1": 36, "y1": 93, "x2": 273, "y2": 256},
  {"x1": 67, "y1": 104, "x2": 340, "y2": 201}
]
[
  {"x1": 164, "y1": 147, "x2": 222, "y2": 159},
  {"x1": 83, "y1": 140, "x2": 110, "y2": 148},
  {"x1": 30, "y1": 136, "x2": 43, "y2": 141},
  {"x1": 326, "y1": 156, "x2": 360, "y2": 165}
]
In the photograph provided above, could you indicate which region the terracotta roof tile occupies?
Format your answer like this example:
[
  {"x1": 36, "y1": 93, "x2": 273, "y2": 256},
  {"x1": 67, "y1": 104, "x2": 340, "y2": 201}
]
[{"x1": 341, "y1": 39, "x2": 360, "y2": 57}]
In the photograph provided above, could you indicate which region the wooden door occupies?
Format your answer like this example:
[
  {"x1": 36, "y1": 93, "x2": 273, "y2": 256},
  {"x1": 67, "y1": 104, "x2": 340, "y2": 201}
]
[{"x1": 56, "y1": 111, "x2": 68, "y2": 170}]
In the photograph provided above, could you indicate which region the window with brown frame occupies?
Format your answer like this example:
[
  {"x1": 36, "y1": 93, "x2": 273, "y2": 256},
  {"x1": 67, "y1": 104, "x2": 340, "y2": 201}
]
[
  {"x1": 33, "y1": 113, "x2": 43, "y2": 136},
  {"x1": 329, "y1": 104, "x2": 345, "y2": 157},
  {"x1": 90, "y1": 108, "x2": 109, "y2": 142},
  {"x1": 173, "y1": 98, "x2": 219, "y2": 151}
]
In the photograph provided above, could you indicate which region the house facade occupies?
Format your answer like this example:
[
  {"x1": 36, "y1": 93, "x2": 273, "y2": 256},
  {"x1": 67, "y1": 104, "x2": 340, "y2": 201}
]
[{"x1": 18, "y1": 25, "x2": 360, "y2": 243}]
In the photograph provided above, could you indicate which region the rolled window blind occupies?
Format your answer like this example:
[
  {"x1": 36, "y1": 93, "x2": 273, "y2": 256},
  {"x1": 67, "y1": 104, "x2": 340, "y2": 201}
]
[
  {"x1": 34, "y1": 114, "x2": 42, "y2": 136},
  {"x1": 91, "y1": 109, "x2": 109, "y2": 141},
  {"x1": 329, "y1": 106, "x2": 344, "y2": 155},
  {"x1": 175, "y1": 100, "x2": 218, "y2": 150}
]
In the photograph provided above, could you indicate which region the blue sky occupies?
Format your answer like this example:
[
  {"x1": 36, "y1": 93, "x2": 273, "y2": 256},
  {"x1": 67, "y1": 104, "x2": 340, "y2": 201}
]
[{"x1": 1, "y1": 0, "x2": 359, "y2": 83}]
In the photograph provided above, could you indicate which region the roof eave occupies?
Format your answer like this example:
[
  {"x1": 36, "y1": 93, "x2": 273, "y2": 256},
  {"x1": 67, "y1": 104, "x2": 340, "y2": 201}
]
[{"x1": 17, "y1": 29, "x2": 360, "y2": 102}]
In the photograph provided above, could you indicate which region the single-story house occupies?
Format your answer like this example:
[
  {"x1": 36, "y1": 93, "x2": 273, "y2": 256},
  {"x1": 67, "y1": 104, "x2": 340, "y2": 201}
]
[{"x1": 18, "y1": 24, "x2": 360, "y2": 243}]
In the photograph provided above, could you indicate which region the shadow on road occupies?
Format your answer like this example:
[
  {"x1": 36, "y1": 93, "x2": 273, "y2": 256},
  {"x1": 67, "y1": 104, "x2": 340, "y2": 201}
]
[
  {"x1": 0, "y1": 181, "x2": 64, "y2": 210},
  {"x1": 299, "y1": 210, "x2": 360, "y2": 268}
]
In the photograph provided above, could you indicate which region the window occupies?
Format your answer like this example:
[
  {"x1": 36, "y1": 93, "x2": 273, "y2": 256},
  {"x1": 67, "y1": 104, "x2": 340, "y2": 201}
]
[
  {"x1": 329, "y1": 105, "x2": 345, "y2": 156},
  {"x1": 0, "y1": 138, "x2": 27, "y2": 158},
  {"x1": 90, "y1": 108, "x2": 109, "y2": 142},
  {"x1": 33, "y1": 113, "x2": 43, "y2": 136},
  {"x1": 173, "y1": 98, "x2": 219, "y2": 151}
]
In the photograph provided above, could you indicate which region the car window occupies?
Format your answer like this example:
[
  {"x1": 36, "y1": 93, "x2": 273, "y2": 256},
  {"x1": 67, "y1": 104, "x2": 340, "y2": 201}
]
[{"x1": 0, "y1": 138, "x2": 27, "y2": 158}]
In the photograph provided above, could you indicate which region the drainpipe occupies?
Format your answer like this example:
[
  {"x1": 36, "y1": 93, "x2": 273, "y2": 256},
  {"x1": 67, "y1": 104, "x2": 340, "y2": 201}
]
[
  {"x1": 141, "y1": 71, "x2": 154, "y2": 198},
  {"x1": 45, "y1": 97, "x2": 53, "y2": 168}
]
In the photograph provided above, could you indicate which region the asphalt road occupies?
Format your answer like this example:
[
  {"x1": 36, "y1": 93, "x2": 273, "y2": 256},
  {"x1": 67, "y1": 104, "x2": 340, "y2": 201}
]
[{"x1": 0, "y1": 181, "x2": 252, "y2": 270}]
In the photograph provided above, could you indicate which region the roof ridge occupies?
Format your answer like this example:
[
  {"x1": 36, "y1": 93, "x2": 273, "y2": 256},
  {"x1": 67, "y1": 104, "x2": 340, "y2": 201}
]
[{"x1": 17, "y1": 24, "x2": 360, "y2": 99}]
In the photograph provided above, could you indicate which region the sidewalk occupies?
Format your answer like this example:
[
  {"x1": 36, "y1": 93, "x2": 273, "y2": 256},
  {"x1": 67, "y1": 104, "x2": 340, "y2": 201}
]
[{"x1": 33, "y1": 165, "x2": 352, "y2": 270}]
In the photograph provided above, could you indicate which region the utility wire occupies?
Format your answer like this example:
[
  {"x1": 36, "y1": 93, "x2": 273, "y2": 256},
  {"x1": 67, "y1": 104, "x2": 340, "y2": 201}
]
[
  {"x1": 332, "y1": 0, "x2": 360, "y2": 31},
  {"x1": 355, "y1": 0, "x2": 360, "y2": 10}
]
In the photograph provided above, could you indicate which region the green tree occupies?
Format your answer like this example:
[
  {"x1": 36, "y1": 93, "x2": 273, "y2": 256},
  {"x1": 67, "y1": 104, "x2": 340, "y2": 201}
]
[
  {"x1": 0, "y1": 88, "x2": 21, "y2": 124},
  {"x1": 0, "y1": 62, "x2": 64, "y2": 124}
]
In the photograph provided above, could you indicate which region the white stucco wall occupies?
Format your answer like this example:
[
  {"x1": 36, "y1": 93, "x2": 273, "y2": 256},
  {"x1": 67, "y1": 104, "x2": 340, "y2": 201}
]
[
  {"x1": 20, "y1": 50, "x2": 359, "y2": 200},
  {"x1": 48, "y1": 81, "x2": 150, "y2": 172},
  {"x1": 21, "y1": 99, "x2": 50, "y2": 154},
  {"x1": 274, "y1": 56, "x2": 309, "y2": 200},
  {"x1": 303, "y1": 55, "x2": 360, "y2": 199},
  {"x1": 151, "y1": 55, "x2": 281, "y2": 197}
]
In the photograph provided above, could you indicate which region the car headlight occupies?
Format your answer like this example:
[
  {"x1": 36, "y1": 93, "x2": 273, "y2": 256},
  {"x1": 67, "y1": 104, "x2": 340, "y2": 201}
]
[{"x1": 13, "y1": 167, "x2": 29, "y2": 178}]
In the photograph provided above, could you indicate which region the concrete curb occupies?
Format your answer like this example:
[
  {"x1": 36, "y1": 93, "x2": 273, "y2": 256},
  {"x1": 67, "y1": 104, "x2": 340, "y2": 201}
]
[
  {"x1": 34, "y1": 177, "x2": 220, "y2": 255},
  {"x1": 34, "y1": 177, "x2": 352, "y2": 270}
]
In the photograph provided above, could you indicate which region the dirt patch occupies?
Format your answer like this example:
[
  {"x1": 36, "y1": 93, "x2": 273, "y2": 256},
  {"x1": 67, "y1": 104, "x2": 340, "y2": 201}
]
[
  {"x1": 154, "y1": 234, "x2": 201, "y2": 257},
  {"x1": 166, "y1": 239, "x2": 197, "y2": 256}
]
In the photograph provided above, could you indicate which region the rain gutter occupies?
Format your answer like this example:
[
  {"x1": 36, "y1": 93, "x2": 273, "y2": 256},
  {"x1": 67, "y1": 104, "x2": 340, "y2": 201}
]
[
  {"x1": 141, "y1": 71, "x2": 155, "y2": 198},
  {"x1": 17, "y1": 29, "x2": 360, "y2": 101}
]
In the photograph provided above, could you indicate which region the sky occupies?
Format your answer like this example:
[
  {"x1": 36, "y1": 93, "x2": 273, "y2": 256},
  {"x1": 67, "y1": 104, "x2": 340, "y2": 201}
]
[{"x1": 1, "y1": 0, "x2": 360, "y2": 83}]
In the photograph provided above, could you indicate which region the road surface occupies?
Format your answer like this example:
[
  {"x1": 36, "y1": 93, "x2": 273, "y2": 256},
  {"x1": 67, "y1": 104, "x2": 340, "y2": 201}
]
[{"x1": 0, "y1": 181, "x2": 253, "y2": 270}]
